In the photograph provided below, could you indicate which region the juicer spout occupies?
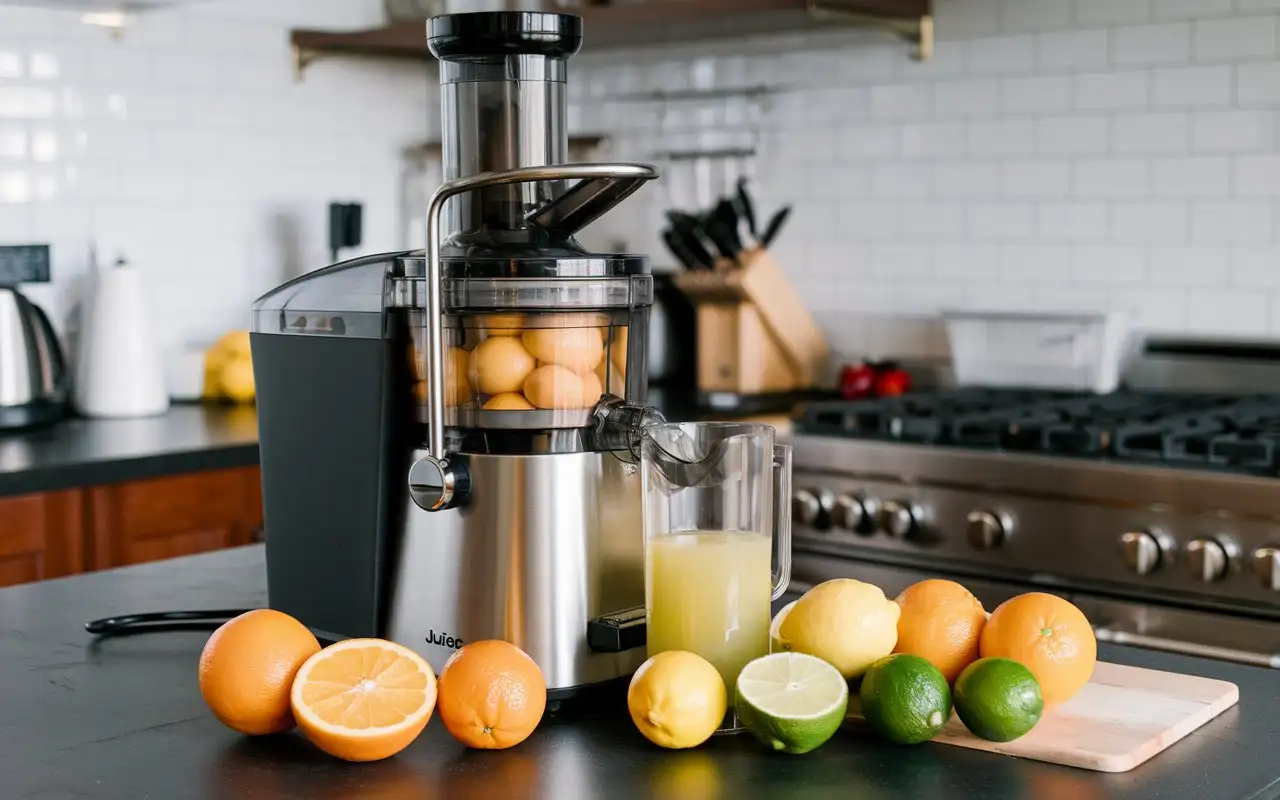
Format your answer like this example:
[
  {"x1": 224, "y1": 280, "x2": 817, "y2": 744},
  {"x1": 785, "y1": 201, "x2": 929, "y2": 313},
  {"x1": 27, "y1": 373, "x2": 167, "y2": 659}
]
[{"x1": 589, "y1": 394, "x2": 666, "y2": 461}]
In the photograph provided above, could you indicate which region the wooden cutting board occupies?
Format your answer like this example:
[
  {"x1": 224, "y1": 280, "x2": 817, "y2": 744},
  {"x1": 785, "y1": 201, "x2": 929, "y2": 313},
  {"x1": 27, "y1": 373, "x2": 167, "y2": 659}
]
[{"x1": 845, "y1": 661, "x2": 1239, "y2": 773}]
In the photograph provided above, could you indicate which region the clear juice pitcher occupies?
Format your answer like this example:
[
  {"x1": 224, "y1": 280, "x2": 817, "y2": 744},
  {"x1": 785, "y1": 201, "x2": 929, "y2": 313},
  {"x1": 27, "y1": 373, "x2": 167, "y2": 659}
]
[{"x1": 640, "y1": 421, "x2": 793, "y2": 733}]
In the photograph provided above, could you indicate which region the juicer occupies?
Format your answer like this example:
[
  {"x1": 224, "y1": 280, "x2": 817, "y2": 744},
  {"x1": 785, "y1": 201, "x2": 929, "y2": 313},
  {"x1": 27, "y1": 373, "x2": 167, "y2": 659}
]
[{"x1": 250, "y1": 11, "x2": 664, "y2": 696}]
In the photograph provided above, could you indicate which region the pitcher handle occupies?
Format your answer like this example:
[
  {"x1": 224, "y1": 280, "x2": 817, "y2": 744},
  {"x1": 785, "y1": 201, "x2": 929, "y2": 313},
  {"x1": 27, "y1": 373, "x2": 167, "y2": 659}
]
[{"x1": 771, "y1": 443, "x2": 793, "y2": 601}]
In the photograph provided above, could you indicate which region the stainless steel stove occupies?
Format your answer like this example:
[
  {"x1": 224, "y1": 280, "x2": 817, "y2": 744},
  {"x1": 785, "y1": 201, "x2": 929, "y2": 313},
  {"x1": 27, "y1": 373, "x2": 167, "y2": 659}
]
[{"x1": 787, "y1": 387, "x2": 1280, "y2": 669}]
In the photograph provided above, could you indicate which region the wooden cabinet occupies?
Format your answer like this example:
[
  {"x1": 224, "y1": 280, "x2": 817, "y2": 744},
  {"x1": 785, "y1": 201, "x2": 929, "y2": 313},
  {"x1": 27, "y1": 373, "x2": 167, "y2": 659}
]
[
  {"x1": 0, "y1": 490, "x2": 84, "y2": 586},
  {"x1": 0, "y1": 465, "x2": 263, "y2": 588}
]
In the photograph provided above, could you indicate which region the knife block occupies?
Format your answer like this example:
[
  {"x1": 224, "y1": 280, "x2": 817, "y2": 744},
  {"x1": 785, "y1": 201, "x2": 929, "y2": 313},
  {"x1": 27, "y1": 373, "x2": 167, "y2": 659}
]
[{"x1": 672, "y1": 248, "x2": 829, "y2": 395}]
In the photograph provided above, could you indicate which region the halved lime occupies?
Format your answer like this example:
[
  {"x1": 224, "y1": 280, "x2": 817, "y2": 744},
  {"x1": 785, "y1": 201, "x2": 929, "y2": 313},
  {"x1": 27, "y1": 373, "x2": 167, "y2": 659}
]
[{"x1": 734, "y1": 652, "x2": 849, "y2": 754}]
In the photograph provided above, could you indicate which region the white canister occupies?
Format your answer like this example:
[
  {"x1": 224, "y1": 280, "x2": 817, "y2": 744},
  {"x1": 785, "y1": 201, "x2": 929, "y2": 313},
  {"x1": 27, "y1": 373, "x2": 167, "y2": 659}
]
[{"x1": 73, "y1": 259, "x2": 170, "y2": 418}]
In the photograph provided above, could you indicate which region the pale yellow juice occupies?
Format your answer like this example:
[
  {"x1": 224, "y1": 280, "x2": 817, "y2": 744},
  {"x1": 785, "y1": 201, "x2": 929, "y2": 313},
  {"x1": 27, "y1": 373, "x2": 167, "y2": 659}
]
[{"x1": 646, "y1": 530, "x2": 772, "y2": 691}]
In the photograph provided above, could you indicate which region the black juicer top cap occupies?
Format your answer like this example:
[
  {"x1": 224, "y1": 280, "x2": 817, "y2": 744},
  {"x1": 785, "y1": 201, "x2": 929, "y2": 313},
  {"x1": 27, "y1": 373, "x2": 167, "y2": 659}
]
[{"x1": 428, "y1": 12, "x2": 583, "y2": 60}]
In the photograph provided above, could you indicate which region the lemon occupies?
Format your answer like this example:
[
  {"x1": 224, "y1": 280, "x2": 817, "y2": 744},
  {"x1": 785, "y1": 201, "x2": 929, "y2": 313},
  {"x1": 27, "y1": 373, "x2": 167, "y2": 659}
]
[
  {"x1": 770, "y1": 600, "x2": 797, "y2": 653},
  {"x1": 219, "y1": 356, "x2": 256, "y2": 403},
  {"x1": 779, "y1": 579, "x2": 901, "y2": 680},
  {"x1": 627, "y1": 651, "x2": 726, "y2": 749}
]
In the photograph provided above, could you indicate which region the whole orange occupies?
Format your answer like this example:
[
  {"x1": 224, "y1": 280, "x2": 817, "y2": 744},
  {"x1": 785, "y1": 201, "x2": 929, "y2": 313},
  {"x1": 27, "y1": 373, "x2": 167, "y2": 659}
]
[
  {"x1": 893, "y1": 579, "x2": 987, "y2": 683},
  {"x1": 437, "y1": 639, "x2": 547, "y2": 749},
  {"x1": 979, "y1": 592, "x2": 1096, "y2": 708},
  {"x1": 198, "y1": 609, "x2": 321, "y2": 735}
]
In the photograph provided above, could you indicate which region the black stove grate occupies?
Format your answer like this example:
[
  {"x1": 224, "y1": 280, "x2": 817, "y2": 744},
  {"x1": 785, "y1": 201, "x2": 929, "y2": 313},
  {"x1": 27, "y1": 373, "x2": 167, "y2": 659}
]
[{"x1": 795, "y1": 389, "x2": 1280, "y2": 476}]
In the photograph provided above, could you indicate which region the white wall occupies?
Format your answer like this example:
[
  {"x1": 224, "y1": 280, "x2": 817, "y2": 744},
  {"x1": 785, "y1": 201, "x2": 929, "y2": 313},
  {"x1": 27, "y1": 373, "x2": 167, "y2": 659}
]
[
  {"x1": 570, "y1": 0, "x2": 1280, "y2": 361},
  {"x1": 5, "y1": 0, "x2": 1278, "y2": 366},
  {"x1": 0, "y1": 0, "x2": 431, "y2": 351}
]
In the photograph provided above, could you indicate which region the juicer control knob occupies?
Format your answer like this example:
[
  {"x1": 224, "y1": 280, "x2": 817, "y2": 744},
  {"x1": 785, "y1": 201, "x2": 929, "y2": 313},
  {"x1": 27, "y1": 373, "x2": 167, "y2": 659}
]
[
  {"x1": 834, "y1": 492, "x2": 879, "y2": 535},
  {"x1": 408, "y1": 455, "x2": 470, "y2": 512},
  {"x1": 966, "y1": 510, "x2": 1011, "y2": 551},
  {"x1": 1186, "y1": 537, "x2": 1234, "y2": 583},
  {"x1": 1119, "y1": 529, "x2": 1170, "y2": 576},
  {"x1": 880, "y1": 500, "x2": 922, "y2": 539},
  {"x1": 792, "y1": 488, "x2": 835, "y2": 530},
  {"x1": 1252, "y1": 546, "x2": 1280, "y2": 591}
]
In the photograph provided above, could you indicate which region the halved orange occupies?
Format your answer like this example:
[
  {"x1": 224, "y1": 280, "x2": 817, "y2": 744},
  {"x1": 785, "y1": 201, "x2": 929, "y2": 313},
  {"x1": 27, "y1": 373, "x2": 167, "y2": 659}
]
[{"x1": 290, "y1": 638, "x2": 437, "y2": 762}]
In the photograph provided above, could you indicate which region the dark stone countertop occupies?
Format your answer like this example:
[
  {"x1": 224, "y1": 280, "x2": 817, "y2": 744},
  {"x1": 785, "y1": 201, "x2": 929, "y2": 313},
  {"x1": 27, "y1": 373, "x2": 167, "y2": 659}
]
[
  {"x1": 3, "y1": 545, "x2": 1279, "y2": 800},
  {"x1": 0, "y1": 404, "x2": 259, "y2": 496}
]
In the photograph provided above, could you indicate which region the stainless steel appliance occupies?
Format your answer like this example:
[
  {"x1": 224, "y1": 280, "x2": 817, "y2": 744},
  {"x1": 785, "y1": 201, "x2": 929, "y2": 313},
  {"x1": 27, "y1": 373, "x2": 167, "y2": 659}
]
[
  {"x1": 250, "y1": 11, "x2": 665, "y2": 698},
  {"x1": 788, "y1": 381, "x2": 1280, "y2": 669},
  {"x1": 0, "y1": 286, "x2": 68, "y2": 430}
]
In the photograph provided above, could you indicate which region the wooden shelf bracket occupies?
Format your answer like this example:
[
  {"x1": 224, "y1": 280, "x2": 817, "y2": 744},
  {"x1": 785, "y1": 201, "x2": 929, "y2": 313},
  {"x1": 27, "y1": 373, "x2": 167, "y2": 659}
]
[{"x1": 807, "y1": 0, "x2": 934, "y2": 61}]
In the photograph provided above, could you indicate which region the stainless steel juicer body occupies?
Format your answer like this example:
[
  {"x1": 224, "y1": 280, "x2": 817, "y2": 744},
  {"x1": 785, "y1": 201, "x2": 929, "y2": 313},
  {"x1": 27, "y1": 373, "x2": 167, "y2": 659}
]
[{"x1": 251, "y1": 11, "x2": 661, "y2": 696}]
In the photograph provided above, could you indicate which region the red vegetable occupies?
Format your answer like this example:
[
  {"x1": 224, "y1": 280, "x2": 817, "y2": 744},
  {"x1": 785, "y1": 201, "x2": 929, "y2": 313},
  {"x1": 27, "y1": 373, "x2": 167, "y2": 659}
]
[
  {"x1": 874, "y1": 363, "x2": 912, "y2": 397},
  {"x1": 839, "y1": 362, "x2": 878, "y2": 400}
]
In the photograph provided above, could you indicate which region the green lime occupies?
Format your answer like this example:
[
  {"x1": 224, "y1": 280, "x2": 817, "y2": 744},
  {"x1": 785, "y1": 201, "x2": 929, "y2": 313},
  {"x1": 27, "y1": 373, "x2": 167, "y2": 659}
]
[
  {"x1": 858, "y1": 653, "x2": 952, "y2": 745},
  {"x1": 734, "y1": 652, "x2": 849, "y2": 754},
  {"x1": 953, "y1": 657, "x2": 1044, "y2": 742}
]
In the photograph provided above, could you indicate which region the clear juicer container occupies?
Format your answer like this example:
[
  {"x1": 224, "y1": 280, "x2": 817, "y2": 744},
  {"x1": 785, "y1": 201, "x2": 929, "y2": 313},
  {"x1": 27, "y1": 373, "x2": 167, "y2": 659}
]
[{"x1": 402, "y1": 254, "x2": 653, "y2": 432}]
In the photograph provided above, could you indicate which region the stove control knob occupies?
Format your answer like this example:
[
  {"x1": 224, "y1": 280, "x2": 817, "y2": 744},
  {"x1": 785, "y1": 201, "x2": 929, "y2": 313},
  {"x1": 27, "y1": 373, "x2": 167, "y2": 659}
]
[
  {"x1": 880, "y1": 500, "x2": 922, "y2": 539},
  {"x1": 1185, "y1": 538, "x2": 1233, "y2": 583},
  {"x1": 1119, "y1": 529, "x2": 1168, "y2": 576},
  {"x1": 792, "y1": 488, "x2": 835, "y2": 530},
  {"x1": 966, "y1": 510, "x2": 1011, "y2": 551},
  {"x1": 1253, "y1": 546, "x2": 1280, "y2": 591},
  {"x1": 834, "y1": 492, "x2": 879, "y2": 535}
]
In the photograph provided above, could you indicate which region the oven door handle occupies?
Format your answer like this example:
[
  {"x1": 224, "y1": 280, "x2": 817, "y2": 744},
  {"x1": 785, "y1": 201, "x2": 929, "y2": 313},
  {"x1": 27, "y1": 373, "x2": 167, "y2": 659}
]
[{"x1": 1094, "y1": 625, "x2": 1280, "y2": 669}]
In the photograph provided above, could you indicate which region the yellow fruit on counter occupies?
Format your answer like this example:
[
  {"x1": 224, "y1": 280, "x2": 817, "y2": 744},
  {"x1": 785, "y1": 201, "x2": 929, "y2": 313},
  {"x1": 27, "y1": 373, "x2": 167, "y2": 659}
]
[
  {"x1": 204, "y1": 330, "x2": 253, "y2": 401},
  {"x1": 291, "y1": 638, "x2": 437, "y2": 762},
  {"x1": 778, "y1": 579, "x2": 901, "y2": 680},
  {"x1": 628, "y1": 651, "x2": 726, "y2": 749},
  {"x1": 198, "y1": 609, "x2": 321, "y2": 735},
  {"x1": 770, "y1": 600, "x2": 797, "y2": 653},
  {"x1": 219, "y1": 357, "x2": 256, "y2": 403}
]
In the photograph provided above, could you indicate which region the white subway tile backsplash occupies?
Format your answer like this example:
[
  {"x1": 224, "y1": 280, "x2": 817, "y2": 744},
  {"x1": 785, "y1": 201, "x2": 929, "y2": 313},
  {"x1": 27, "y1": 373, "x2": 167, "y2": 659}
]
[
  {"x1": 1112, "y1": 23, "x2": 1191, "y2": 66},
  {"x1": 1234, "y1": 155, "x2": 1280, "y2": 196},
  {"x1": 1111, "y1": 112, "x2": 1190, "y2": 153},
  {"x1": 869, "y1": 83, "x2": 934, "y2": 120},
  {"x1": 901, "y1": 203, "x2": 965, "y2": 238},
  {"x1": 933, "y1": 78, "x2": 1002, "y2": 118},
  {"x1": 901, "y1": 122, "x2": 969, "y2": 157},
  {"x1": 871, "y1": 162, "x2": 933, "y2": 198},
  {"x1": 1191, "y1": 110, "x2": 1272, "y2": 152},
  {"x1": 966, "y1": 202, "x2": 1036, "y2": 239},
  {"x1": 1074, "y1": 158, "x2": 1150, "y2": 197},
  {"x1": 838, "y1": 124, "x2": 899, "y2": 159},
  {"x1": 1151, "y1": 156, "x2": 1231, "y2": 196},
  {"x1": 1237, "y1": 63, "x2": 1280, "y2": 104},
  {"x1": 1151, "y1": 65, "x2": 1232, "y2": 107},
  {"x1": 998, "y1": 243, "x2": 1072, "y2": 282},
  {"x1": 1148, "y1": 245, "x2": 1230, "y2": 284},
  {"x1": 1152, "y1": 0, "x2": 1233, "y2": 20},
  {"x1": 1078, "y1": 0, "x2": 1152, "y2": 25},
  {"x1": 1000, "y1": 0, "x2": 1073, "y2": 33},
  {"x1": 1073, "y1": 71, "x2": 1149, "y2": 110},
  {"x1": 1113, "y1": 202, "x2": 1192, "y2": 242},
  {"x1": 1117, "y1": 288, "x2": 1191, "y2": 330},
  {"x1": 1191, "y1": 201, "x2": 1274, "y2": 243},
  {"x1": 870, "y1": 242, "x2": 933, "y2": 277},
  {"x1": 1194, "y1": 16, "x2": 1277, "y2": 61},
  {"x1": 965, "y1": 36, "x2": 1036, "y2": 74},
  {"x1": 1035, "y1": 30, "x2": 1109, "y2": 71},
  {"x1": 1073, "y1": 245, "x2": 1147, "y2": 283},
  {"x1": 839, "y1": 201, "x2": 901, "y2": 239},
  {"x1": 1188, "y1": 290, "x2": 1269, "y2": 335},
  {"x1": 1001, "y1": 75, "x2": 1072, "y2": 114},
  {"x1": 935, "y1": 243, "x2": 1000, "y2": 279},
  {"x1": 1232, "y1": 246, "x2": 1280, "y2": 285},
  {"x1": 934, "y1": 163, "x2": 1002, "y2": 198},
  {"x1": 1036, "y1": 202, "x2": 1109, "y2": 239},
  {"x1": 1036, "y1": 116, "x2": 1108, "y2": 154},
  {"x1": 1001, "y1": 159, "x2": 1071, "y2": 196},
  {"x1": 967, "y1": 119, "x2": 1036, "y2": 155}
]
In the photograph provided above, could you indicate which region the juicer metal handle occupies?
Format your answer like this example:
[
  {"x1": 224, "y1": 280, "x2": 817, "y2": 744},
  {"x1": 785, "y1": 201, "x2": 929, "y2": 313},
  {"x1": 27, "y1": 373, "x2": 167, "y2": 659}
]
[
  {"x1": 772, "y1": 443, "x2": 794, "y2": 602},
  {"x1": 422, "y1": 162, "x2": 659, "y2": 462}
]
